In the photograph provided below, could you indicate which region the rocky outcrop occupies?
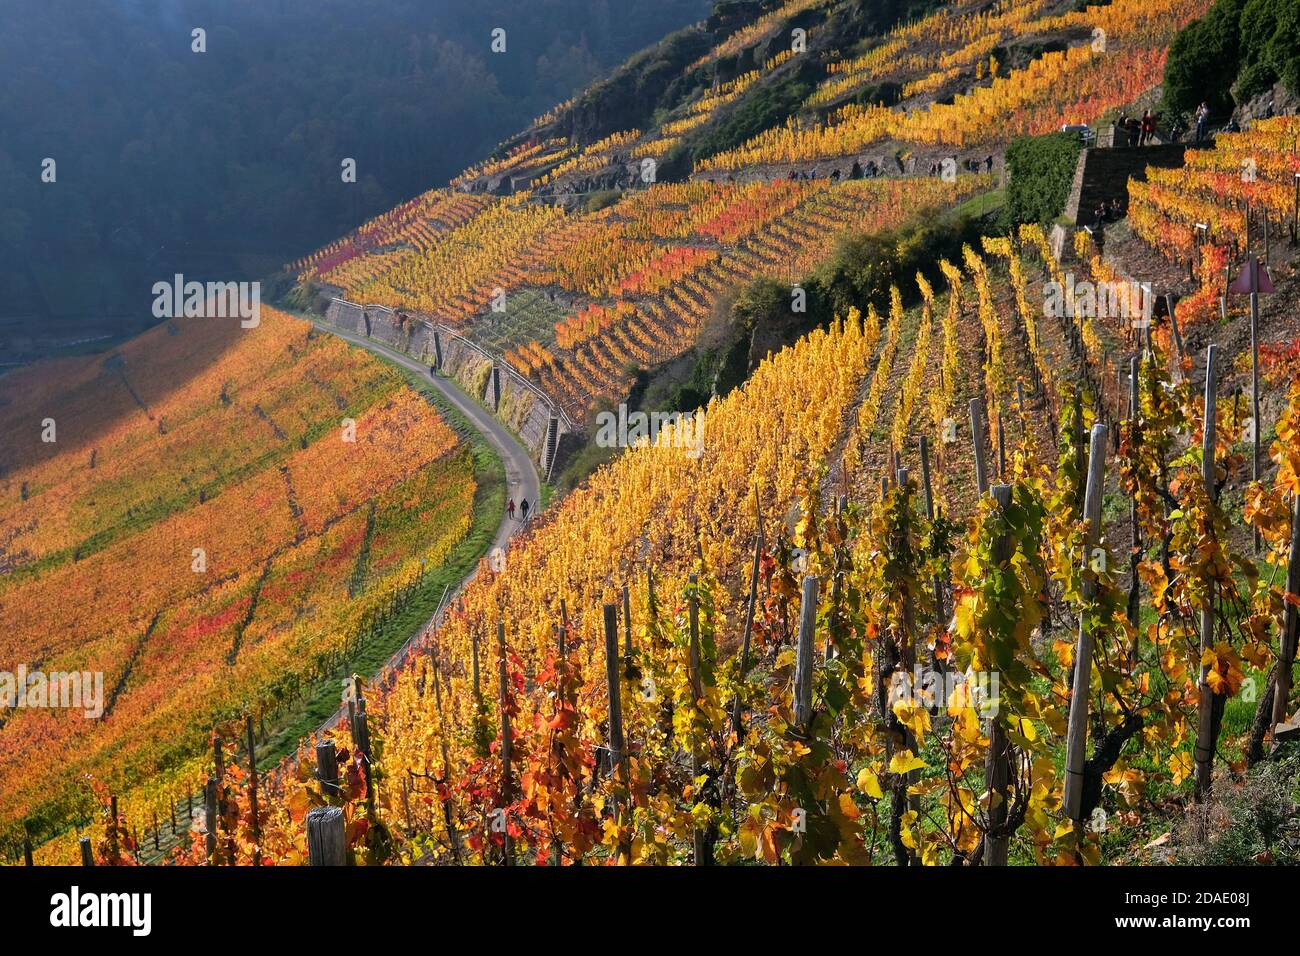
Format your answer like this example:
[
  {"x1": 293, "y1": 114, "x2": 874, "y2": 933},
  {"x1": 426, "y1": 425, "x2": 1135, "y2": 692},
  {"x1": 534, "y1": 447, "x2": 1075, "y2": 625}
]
[
  {"x1": 1234, "y1": 80, "x2": 1300, "y2": 126},
  {"x1": 551, "y1": 27, "x2": 714, "y2": 146}
]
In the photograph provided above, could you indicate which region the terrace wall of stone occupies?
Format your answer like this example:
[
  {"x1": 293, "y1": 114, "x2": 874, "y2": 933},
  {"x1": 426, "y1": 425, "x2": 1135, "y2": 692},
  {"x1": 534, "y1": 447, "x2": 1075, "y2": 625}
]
[{"x1": 322, "y1": 297, "x2": 573, "y2": 477}]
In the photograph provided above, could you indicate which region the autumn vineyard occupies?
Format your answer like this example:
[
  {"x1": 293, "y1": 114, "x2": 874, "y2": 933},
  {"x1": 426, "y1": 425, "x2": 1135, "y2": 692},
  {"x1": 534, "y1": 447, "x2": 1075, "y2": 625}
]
[{"x1": 4, "y1": 0, "x2": 1300, "y2": 879}]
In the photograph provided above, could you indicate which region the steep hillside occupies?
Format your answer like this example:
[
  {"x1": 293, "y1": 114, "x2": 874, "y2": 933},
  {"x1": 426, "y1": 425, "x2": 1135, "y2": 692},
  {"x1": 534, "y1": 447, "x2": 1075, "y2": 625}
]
[
  {"x1": 230, "y1": 0, "x2": 1300, "y2": 869},
  {"x1": 299, "y1": 176, "x2": 989, "y2": 430},
  {"x1": 287, "y1": 0, "x2": 1214, "y2": 468},
  {"x1": 119, "y1": 213, "x2": 1300, "y2": 864},
  {"x1": 464, "y1": 0, "x2": 1208, "y2": 192},
  {"x1": 0, "y1": 309, "x2": 486, "y2": 846},
  {"x1": 13, "y1": 0, "x2": 1300, "y2": 871}
]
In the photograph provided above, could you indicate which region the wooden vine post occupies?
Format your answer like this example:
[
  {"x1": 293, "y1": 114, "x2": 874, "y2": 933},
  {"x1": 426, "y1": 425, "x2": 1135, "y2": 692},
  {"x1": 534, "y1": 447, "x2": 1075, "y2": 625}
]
[
  {"x1": 246, "y1": 713, "x2": 261, "y2": 866},
  {"x1": 315, "y1": 739, "x2": 339, "y2": 798},
  {"x1": 345, "y1": 682, "x2": 356, "y2": 744},
  {"x1": 920, "y1": 435, "x2": 947, "y2": 624},
  {"x1": 731, "y1": 487, "x2": 764, "y2": 737},
  {"x1": 1250, "y1": 291, "x2": 1262, "y2": 553},
  {"x1": 896, "y1": 466, "x2": 915, "y2": 670},
  {"x1": 79, "y1": 836, "x2": 94, "y2": 867},
  {"x1": 1271, "y1": 494, "x2": 1300, "y2": 728},
  {"x1": 827, "y1": 494, "x2": 848, "y2": 667},
  {"x1": 997, "y1": 413, "x2": 1006, "y2": 479},
  {"x1": 686, "y1": 576, "x2": 711, "y2": 865},
  {"x1": 213, "y1": 735, "x2": 232, "y2": 864},
  {"x1": 1170, "y1": 295, "x2": 1190, "y2": 382},
  {"x1": 306, "y1": 806, "x2": 346, "y2": 866},
  {"x1": 1195, "y1": 345, "x2": 1220, "y2": 801},
  {"x1": 602, "y1": 603, "x2": 630, "y2": 863},
  {"x1": 1127, "y1": 357, "x2": 1142, "y2": 643},
  {"x1": 1244, "y1": 199, "x2": 1251, "y2": 258},
  {"x1": 919, "y1": 435, "x2": 936, "y2": 522},
  {"x1": 429, "y1": 658, "x2": 462, "y2": 862},
  {"x1": 1221, "y1": 257, "x2": 1230, "y2": 321},
  {"x1": 985, "y1": 484, "x2": 1014, "y2": 866},
  {"x1": 1063, "y1": 424, "x2": 1109, "y2": 822},
  {"x1": 471, "y1": 629, "x2": 481, "y2": 703},
  {"x1": 558, "y1": 598, "x2": 569, "y2": 655},
  {"x1": 969, "y1": 398, "x2": 989, "y2": 495},
  {"x1": 354, "y1": 685, "x2": 375, "y2": 816},
  {"x1": 497, "y1": 620, "x2": 513, "y2": 865},
  {"x1": 1293, "y1": 171, "x2": 1300, "y2": 242},
  {"x1": 792, "y1": 576, "x2": 819, "y2": 730},
  {"x1": 203, "y1": 776, "x2": 217, "y2": 864},
  {"x1": 1070, "y1": 387, "x2": 1084, "y2": 499}
]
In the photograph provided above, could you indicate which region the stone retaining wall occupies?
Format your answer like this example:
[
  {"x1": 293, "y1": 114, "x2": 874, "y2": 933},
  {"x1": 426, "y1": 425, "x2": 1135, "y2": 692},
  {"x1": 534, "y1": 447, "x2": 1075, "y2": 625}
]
[{"x1": 321, "y1": 298, "x2": 572, "y2": 474}]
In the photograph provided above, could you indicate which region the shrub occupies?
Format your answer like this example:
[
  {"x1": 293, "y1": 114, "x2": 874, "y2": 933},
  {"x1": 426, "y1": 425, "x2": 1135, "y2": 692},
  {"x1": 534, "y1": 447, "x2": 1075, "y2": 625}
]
[
  {"x1": 806, "y1": 215, "x2": 981, "y2": 321},
  {"x1": 584, "y1": 189, "x2": 623, "y2": 213},
  {"x1": 731, "y1": 275, "x2": 791, "y2": 332},
  {"x1": 1002, "y1": 133, "x2": 1082, "y2": 228},
  {"x1": 1176, "y1": 749, "x2": 1300, "y2": 865},
  {"x1": 1251, "y1": 0, "x2": 1300, "y2": 96}
]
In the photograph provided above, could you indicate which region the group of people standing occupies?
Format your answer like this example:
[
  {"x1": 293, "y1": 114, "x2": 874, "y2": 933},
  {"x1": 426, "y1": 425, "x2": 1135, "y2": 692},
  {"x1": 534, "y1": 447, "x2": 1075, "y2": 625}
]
[
  {"x1": 1114, "y1": 102, "x2": 1215, "y2": 146},
  {"x1": 1115, "y1": 110, "x2": 1161, "y2": 146},
  {"x1": 925, "y1": 155, "x2": 995, "y2": 176}
]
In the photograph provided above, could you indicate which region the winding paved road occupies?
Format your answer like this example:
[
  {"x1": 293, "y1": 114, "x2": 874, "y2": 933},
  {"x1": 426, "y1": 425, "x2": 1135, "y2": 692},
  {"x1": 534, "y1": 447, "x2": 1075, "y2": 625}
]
[
  {"x1": 310, "y1": 320, "x2": 540, "y2": 706},
  {"x1": 138, "y1": 321, "x2": 543, "y2": 862}
]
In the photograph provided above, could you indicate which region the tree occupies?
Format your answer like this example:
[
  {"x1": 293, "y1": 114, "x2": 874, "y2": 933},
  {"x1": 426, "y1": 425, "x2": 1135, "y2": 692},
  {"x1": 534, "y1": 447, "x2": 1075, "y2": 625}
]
[{"x1": 1162, "y1": 0, "x2": 1245, "y2": 116}]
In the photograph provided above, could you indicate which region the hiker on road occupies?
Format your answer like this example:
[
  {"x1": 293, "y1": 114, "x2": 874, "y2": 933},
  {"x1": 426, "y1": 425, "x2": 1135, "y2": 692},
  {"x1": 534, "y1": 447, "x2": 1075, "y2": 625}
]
[
  {"x1": 507, "y1": 498, "x2": 516, "y2": 520},
  {"x1": 520, "y1": 498, "x2": 531, "y2": 523}
]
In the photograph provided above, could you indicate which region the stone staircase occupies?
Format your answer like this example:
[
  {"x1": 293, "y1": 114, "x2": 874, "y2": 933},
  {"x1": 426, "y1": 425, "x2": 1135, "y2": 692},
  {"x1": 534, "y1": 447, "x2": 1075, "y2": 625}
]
[
  {"x1": 1063, "y1": 144, "x2": 1189, "y2": 226},
  {"x1": 541, "y1": 415, "x2": 560, "y2": 480}
]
